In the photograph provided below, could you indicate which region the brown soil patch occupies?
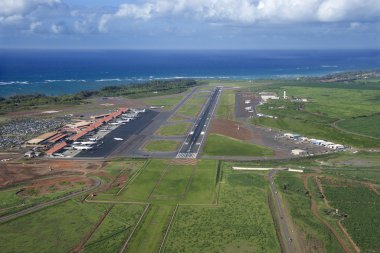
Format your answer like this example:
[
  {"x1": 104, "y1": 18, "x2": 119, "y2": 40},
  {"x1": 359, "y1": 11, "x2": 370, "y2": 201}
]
[
  {"x1": 114, "y1": 174, "x2": 129, "y2": 189},
  {"x1": 0, "y1": 160, "x2": 103, "y2": 187},
  {"x1": 18, "y1": 177, "x2": 93, "y2": 196},
  {"x1": 210, "y1": 118, "x2": 253, "y2": 141}
]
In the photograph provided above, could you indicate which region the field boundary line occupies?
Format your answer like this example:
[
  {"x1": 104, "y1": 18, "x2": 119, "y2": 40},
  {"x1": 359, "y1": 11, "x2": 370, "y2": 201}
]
[
  {"x1": 73, "y1": 204, "x2": 115, "y2": 253},
  {"x1": 116, "y1": 160, "x2": 151, "y2": 196},
  {"x1": 119, "y1": 203, "x2": 150, "y2": 253},
  {"x1": 147, "y1": 162, "x2": 171, "y2": 201},
  {"x1": 157, "y1": 204, "x2": 179, "y2": 253},
  {"x1": 180, "y1": 165, "x2": 197, "y2": 199}
]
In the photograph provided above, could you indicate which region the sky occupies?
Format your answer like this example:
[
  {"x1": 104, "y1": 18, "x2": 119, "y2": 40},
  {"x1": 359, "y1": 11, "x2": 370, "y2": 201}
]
[{"x1": 0, "y1": 0, "x2": 379, "y2": 49}]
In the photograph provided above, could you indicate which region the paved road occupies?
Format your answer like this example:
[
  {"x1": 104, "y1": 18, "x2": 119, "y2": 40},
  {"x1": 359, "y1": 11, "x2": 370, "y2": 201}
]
[
  {"x1": 0, "y1": 178, "x2": 101, "y2": 223},
  {"x1": 177, "y1": 87, "x2": 221, "y2": 158},
  {"x1": 268, "y1": 170, "x2": 297, "y2": 253}
]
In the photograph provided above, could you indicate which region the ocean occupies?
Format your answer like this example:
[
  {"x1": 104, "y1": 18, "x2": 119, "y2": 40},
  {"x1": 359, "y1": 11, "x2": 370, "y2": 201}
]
[{"x1": 0, "y1": 49, "x2": 379, "y2": 97}]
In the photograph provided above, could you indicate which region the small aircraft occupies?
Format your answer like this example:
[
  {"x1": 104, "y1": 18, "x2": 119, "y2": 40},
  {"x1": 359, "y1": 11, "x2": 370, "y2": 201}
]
[{"x1": 113, "y1": 137, "x2": 124, "y2": 141}]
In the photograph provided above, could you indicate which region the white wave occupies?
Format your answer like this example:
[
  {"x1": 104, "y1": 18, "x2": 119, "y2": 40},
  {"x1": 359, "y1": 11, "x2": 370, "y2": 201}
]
[
  {"x1": 0, "y1": 81, "x2": 29, "y2": 85},
  {"x1": 321, "y1": 65, "x2": 338, "y2": 68},
  {"x1": 95, "y1": 78, "x2": 122, "y2": 82},
  {"x1": 44, "y1": 79, "x2": 86, "y2": 83}
]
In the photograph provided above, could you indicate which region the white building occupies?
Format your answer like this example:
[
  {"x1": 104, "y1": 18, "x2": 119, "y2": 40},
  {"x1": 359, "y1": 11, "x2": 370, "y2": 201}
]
[{"x1": 291, "y1": 149, "x2": 307, "y2": 156}]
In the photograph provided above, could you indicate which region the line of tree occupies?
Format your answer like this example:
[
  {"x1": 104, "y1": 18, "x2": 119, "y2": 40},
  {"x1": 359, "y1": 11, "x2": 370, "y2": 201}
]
[{"x1": 0, "y1": 79, "x2": 199, "y2": 114}]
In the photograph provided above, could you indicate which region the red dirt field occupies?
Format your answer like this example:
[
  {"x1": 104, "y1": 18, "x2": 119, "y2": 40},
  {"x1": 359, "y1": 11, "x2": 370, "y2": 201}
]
[
  {"x1": 0, "y1": 160, "x2": 103, "y2": 187},
  {"x1": 210, "y1": 118, "x2": 254, "y2": 141}
]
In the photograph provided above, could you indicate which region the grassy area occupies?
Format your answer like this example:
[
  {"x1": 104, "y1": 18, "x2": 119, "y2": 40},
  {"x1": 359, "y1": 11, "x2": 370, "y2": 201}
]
[
  {"x1": 181, "y1": 160, "x2": 218, "y2": 204},
  {"x1": 164, "y1": 169, "x2": 280, "y2": 252},
  {"x1": 0, "y1": 199, "x2": 110, "y2": 253},
  {"x1": 150, "y1": 165, "x2": 194, "y2": 200},
  {"x1": 337, "y1": 114, "x2": 380, "y2": 138},
  {"x1": 143, "y1": 95, "x2": 184, "y2": 110},
  {"x1": 143, "y1": 140, "x2": 180, "y2": 152},
  {"x1": 168, "y1": 114, "x2": 189, "y2": 121},
  {"x1": 203, "y1": 134, "x2": 273, "y2": 157},
  {"x1": 116, "y1": 159, "x2": 168, "y2": 202},
  {"x1": 156, "y1": 123, "x2": 191, "y2": 136},
  {"x1": 274, "y1": 172, "x2": 345, "y2": 252},
  {"x1": 322, "y1": 183, "x2": 380, "y2": 252},
  {"x1": 252, "y1": 81, "x2": 380, "y2": 147},
  {"x1": 83, "y1": 204, "x2": 145, "y2": 253},
  {"x1": 177, "y1": 103, "x2": 202, "y2": 118},
  {"x1": 216, "y1": 90, "x2": 235, "y2": 120},
  {"x1": 127, "y1": 204, "x2": 173, "y2": 253}
]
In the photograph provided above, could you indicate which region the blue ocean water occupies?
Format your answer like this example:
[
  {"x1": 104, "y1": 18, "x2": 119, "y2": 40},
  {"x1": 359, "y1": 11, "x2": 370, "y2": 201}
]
[{"x1": 0, "y1": 49, "x2": 379, "y2": 97}]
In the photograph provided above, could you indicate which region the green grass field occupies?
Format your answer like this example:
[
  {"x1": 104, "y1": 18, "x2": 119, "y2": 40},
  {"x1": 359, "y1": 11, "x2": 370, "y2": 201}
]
[
  {"x1": 143, "y1": 95, "x2": 184, "y2": 110},
  {"x1": 253, "y1": 81, "x2": 380, "y2": 147},
  {"x1": 143, "y1": 140, "x2": 180, "y2": 152},
  {"x1": 127, "y1": 204, "x2": 173, "y2": 253},
  {"x1": 177, "y1": 103, "x2": 202, "y2": 118},
  {"x1": 274, "y1": 172, "x2": 345, "y2": 253},
  {"x1": 83, "y1": 204, "x2": 145, "y2": 253},
  {"x1": 156, "y1": 123, "x2": 191, "y2": 136},
  {"x1": 203, "y1": 134, "x2": 273, "y2": 157},
  {"x1": 0, "y1": 199, "x2": 111, "y2": 253},
  {"x1": 336, "y1": 114, "x2": 380, "y2": 138},
  {"x1": 216, "y1": 90, "x2": 235, "y2": 120},
  {"x1": 164, "y1": 169, "x2": 280, "y2": 253},
  {"x1": 322, "y1": 183, "x2": 380, "y2": 252}
]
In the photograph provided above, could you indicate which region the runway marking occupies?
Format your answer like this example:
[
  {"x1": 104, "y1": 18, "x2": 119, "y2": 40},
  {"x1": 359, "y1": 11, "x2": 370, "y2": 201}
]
[{"x1": 176, "y1": 153, "x2": 197, "y2": 159}]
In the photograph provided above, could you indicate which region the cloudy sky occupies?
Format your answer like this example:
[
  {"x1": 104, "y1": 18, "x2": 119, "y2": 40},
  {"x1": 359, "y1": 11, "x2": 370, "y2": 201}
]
[{"x1": 0, "y1": 0, "x2": 379, "y2": 49}]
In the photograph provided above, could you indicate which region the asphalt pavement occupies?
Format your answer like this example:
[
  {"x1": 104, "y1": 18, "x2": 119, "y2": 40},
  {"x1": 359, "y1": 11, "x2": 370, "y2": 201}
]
[
  {"x1": 76, "y1": 110, "x2": 159, "y2": 158},
  {"x1": 269, "y1": 170, "x2": 297, "y2": 253},
  {"x1": 177, "y1": 87, "x2": 221, "y2": 158}
]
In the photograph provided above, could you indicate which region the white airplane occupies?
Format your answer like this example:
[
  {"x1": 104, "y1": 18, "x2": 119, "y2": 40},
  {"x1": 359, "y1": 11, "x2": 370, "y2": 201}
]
[
  {"x1": 117, "y1": 119, "x2": 130, "y2": 123},
  {"x1": 113, "y1": 137, "x2": 124, "y2": 141},
  {"x1": 81, "y1": 141, "x2": 96, "y2": 145},
  {"x1": 72, "y1": 145, "x2": 93, "y2": 150},
  {"x1": 109, "y1": 122, "x2": 121, "y2": 125},
  {"x1": 89, "y1": 137, "x2": 99, "y2": 141}
]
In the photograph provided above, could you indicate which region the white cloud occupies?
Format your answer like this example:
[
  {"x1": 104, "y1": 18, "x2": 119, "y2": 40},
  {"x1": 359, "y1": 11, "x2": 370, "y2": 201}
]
[{"x1": 99, "y1": 0, "x2": 380, "y2": 31}]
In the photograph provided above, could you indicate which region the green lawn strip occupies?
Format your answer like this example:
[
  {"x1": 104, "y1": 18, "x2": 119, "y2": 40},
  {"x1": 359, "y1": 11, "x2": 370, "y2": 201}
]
[
  {"x1": 322, "y1": 184, "x2": 380, "y2": 253},
  {"x1": 143, "y1": 140, "x2": 180, "y2": 152},
  {"x1": 83, "y1": 204, "x2": 145, "y2": 253},
  {"x1": 186, "y1": 96, "x2": 207, "y2": 105},
  {"x1": 274, "y1": 172, "x2": 345, "y2": 252},
  {"x1": 0, "y1": 199, "x2": 111, "y2": 253},
  {"x1": 164, "y1": 170, "x2": 280, "y2": 253},
  {"x1": 177, "y1": 103, "x2": 202, "y2": 118},
  {"x1": 168, "y1": 114, "x2": 189, "y2": 122},
  {"x1": 216, "y1": 90, "x2": 235, "y2": 120},
  {"x1": 203, "y1": 134, "x2": 273, "y2": 157},
  {"x1": 156, "y1": 123, "x2": 192, "y2": 136},
  {"x1": 150, "y1": 165, "x2": 194, "y2": 200},
  {"x1": 115, "y1": 160, "x2": 168, "y2": 202},
  {"x1": 127, "y1": 204, "x2": 174, "y2": 253},
  {"x1": 336, "y1": 114, "x2": 380, "y2": 138},
  {"x1": 143, "y1": 95, "x2": 185, "y2": 110},
  {"x1": 181, "y1": 160, "x2": 218, "y2": 204},
  {"x1": 323, "y1": 168, "x2": 380, "y2": 185}
]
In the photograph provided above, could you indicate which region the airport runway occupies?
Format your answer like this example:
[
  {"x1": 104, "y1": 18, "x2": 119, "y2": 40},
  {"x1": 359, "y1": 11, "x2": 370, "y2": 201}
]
[{"x1": 176, "y1": 87, "x2": 221, "y2": 158}]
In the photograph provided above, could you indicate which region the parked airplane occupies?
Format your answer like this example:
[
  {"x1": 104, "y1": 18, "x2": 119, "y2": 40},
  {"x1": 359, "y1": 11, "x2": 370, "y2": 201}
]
[
  {"x1": 113, "y1": 138, "x2": 124, "y2": 141},
  {"x1": 72, "y1": 145, "x2": 93, "y2": 150}
]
